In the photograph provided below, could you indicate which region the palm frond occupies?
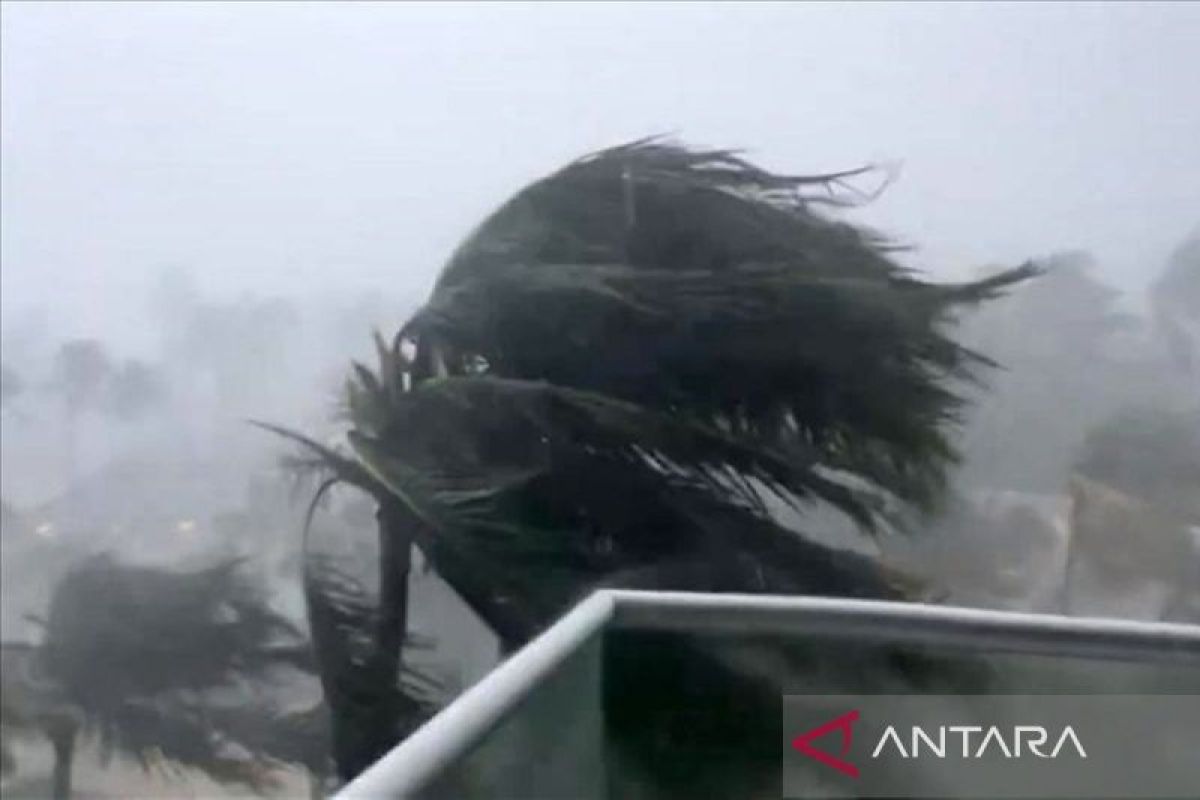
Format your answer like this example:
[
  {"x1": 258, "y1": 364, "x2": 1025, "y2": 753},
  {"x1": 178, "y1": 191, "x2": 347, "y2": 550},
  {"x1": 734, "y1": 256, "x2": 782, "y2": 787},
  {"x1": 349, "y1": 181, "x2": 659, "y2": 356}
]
[
  {"x1": 342, "y1": 376, "x2": 915, "y2": 638},
  {"x1": 251, "y1": 421, "x2": 386, "y2": 497},
  {"x1": 88, "y1": 695, "x2": 282, "y2": 790},
  {"x1": 42, "y1": 556, "x2": 308, "y2": 701},
  {"x1": 264, "y1": 139, "x2": 1036, "y2": 780},
  {"x1": 437, "y1": 139, "x2": 911, "y2": 288},
  {"x1": 410, "y1": 262, "x2": 1035, "y2": 511},
  {"x1": 303, "y1": 554, "x2": 438, "y2": 777},
  {"x1": 33, "y1": 556, "x2": 320, "y2": 787}
]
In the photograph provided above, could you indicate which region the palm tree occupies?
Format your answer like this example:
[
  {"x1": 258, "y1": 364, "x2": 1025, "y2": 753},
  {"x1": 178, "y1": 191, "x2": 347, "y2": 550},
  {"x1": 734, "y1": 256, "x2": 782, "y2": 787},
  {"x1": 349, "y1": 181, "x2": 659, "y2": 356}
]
[
  {"x1": 17, "y1": 554, "x2": 320, "y2": 799},
  {"x1": 269, "y1": 138, "x2": 1035, "y2": 782}
]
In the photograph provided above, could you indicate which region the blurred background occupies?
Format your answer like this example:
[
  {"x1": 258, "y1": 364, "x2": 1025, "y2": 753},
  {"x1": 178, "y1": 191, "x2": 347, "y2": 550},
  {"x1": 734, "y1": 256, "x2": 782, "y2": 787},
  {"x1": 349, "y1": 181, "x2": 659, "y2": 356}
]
[{"x1": 2, "y1": 3, "x2": 1197, "y2": 797}]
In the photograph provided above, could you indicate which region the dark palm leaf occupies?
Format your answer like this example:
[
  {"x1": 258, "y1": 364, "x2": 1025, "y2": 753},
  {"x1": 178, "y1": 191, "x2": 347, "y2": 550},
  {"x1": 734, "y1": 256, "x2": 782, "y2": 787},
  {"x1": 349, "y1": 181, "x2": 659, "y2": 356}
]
[
  {"x1": 265, "y1": 138, "x2": 1032, "y2": 781},
  {"x1": 87, "y1": 695, "x2": 282, "y2": 791},
  {"x1": 250, "y1": 421, "x2": 386, "y2": 498},
  {"x1": 41, "y1": 555, "x2": 306, "y2": 699},
  {"x1": 201, "y1": 700, "x2": 331, "y2": 776},
  {"x1": 345, "y1": 376, "x2": 921, "y2": 639},
  {"x1": 34, "y1": 555, "x2": 316, "y2": 787},
  {"x1": 436, "y1": 139, "x2": 906, "y2": 290},
  {"x1": 303, "y1": 554, "x2": 438, "y2": 778},
  {"x1": 409, "y1": 262, "x2": 1035, "y2": 510},
  {"x1": 271, "y1": 139, "x2": 1035, "y2": 640}
]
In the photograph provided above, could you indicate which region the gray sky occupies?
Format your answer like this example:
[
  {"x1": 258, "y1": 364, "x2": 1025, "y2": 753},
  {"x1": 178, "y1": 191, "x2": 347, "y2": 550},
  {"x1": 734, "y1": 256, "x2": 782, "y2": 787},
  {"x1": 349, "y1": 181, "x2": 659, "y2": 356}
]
[{"x1": 3, "y1": 2, "x2": 1199, "y2": 349}]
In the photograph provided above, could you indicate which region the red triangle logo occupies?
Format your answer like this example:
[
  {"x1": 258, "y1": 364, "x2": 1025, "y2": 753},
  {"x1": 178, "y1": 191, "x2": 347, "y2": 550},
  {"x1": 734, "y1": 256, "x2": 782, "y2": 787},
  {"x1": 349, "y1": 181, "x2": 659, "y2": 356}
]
[{"x1": 791, "y1": 709, "x2": 860, "y2": 778}]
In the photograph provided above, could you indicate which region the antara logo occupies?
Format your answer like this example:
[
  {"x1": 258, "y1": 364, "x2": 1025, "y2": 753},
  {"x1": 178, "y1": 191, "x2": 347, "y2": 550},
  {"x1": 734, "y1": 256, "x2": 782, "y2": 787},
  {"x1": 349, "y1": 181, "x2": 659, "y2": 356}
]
[
  {"x1": 791, "y1": 710, "x2": 861, "y2": 777},
  {"x1": 792, "y1": 711, "x2": 1087, "y2": 778},
  {"x1": 871, "y1": 724, "x2": 1088, "y2": 759}
]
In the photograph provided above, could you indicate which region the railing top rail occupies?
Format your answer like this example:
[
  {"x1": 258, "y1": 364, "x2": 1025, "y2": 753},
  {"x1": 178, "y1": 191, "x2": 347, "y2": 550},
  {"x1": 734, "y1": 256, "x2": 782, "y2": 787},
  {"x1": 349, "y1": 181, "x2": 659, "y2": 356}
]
[{"x1": 607, "y1": 589, "x2": 1200, "y2": 663}]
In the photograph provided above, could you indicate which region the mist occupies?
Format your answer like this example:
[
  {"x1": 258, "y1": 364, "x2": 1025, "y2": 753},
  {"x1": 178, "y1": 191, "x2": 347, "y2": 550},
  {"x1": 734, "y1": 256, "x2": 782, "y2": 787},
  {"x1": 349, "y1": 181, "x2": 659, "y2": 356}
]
[
  {"x1": 1, "y1": 3, "x2": 1198, "y2": 797},
  {"x1": 5, "y1": 3, "x2": 1200, "y2": 337}
]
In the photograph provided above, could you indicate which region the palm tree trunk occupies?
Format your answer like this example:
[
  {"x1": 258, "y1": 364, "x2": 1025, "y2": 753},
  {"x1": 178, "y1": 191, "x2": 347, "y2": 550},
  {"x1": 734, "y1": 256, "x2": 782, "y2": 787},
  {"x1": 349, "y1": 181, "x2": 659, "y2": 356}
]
[
  {"x1": 317, "y1": 500, "x2": 416, "y2": 783},
  {"x1": 333, "y1": 501, "x2": 413, "y2": 782},
  {"x1": 50, "y1": 726, "x2": 75, "y2": 800},
  {"x1": 375, "y1": 501, "x2": 412, "y2": 688}
]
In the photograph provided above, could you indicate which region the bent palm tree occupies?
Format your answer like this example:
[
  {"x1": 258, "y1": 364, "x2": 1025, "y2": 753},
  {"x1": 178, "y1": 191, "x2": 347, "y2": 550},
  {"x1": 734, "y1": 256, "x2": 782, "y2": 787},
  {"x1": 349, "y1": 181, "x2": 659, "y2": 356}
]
[
  {"x1": 19, "y1": 555, "x2": 321, "y2": 798},
  {"x1": 270, "y1": 139, "x2": 1036, "y2": 781}
]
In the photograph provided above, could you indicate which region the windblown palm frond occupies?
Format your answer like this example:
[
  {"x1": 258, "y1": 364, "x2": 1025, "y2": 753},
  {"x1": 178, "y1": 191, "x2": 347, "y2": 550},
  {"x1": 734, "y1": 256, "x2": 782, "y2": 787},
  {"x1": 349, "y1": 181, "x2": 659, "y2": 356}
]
[
  {"x1": 31, "y1": 555, "x2": 318, "y2": 789},
  {"x1": 85, "y1": 695, "x2": 281, "y2": 790},
  {"x1": 276, "y1": 140, "x2": 1036, "y2": 634},
  {"x1": 409, "y1": 262, "x2": 1035, "y2": 511},
  {"x1": 344, "y1": 376, "x2": 919, "y2": 639},
  {"x1": 267, "y1": 138, "x2": 1034, "y2": 780},
  {"x1": 303, "y1": 554, "x2": 438, "y2": 779},
  {"x1": 369, "y1": 140, "x2": 1027, "y2": 622},
  {"x1": 41, "y1": 555, "x2": 307, "y2": 698},
  {"x1": 436, "y1": 140, "x2": 904, "y2": 289}
]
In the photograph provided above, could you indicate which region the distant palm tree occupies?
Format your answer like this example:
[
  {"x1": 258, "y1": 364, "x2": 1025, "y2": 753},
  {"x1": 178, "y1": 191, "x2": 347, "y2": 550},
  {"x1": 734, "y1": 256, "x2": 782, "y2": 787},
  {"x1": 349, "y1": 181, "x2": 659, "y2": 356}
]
[
  {"x1": 269, "y1": 138, "x2": 1035, "y2": 782},
  {"x1": 16, "y1": 555, "x2": 320, "y2": 799}
]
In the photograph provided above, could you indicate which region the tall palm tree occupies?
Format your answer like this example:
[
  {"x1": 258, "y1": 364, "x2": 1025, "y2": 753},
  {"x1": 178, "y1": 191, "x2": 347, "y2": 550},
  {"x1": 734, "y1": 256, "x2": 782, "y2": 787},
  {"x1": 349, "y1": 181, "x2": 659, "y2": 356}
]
[
  {"x1": 269, "y1": 138, "x2": 1035, "y2": 782},
  {"x1": 17, "y1": 555, "x2": 320, "y2": 799}
]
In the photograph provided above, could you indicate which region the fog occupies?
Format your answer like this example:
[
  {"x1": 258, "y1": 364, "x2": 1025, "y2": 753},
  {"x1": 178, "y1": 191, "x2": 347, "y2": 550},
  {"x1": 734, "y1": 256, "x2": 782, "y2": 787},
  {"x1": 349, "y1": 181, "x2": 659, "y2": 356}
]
[
  {"x1": 0, "y1": 4, "x2": 1197, "y2": 796},
  {"x1": 5, "y1": 3, "x2": 1200, "y2": 338},
  {"x1": 3, "y1": 0, "x2": 1198, "y2": 606}
]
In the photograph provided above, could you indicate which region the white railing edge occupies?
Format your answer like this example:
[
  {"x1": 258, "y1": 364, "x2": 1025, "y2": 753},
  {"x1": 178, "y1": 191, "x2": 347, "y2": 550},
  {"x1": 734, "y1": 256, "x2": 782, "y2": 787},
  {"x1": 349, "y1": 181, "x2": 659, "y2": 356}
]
[
  {"x1": 337, "y1": 590, "x2": 615, "y2": 798},
  {"x1": 606, "y1": 589, "x2": 1200, "y2": 663}
]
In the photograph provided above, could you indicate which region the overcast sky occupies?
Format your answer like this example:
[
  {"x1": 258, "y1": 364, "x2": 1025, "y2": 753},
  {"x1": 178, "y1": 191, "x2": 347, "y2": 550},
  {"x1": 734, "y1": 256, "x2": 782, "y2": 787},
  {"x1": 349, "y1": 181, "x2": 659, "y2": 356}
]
[{"x1": 3, "y1": 2, "x2": 1198, "y2": 349}]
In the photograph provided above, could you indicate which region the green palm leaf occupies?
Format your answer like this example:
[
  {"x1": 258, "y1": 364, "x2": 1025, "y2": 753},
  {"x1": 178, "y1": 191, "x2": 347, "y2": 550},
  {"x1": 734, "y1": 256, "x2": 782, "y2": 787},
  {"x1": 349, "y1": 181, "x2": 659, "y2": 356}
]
[{"x1": 265, "y1": 138, "x2": 1035, "y2": 780}]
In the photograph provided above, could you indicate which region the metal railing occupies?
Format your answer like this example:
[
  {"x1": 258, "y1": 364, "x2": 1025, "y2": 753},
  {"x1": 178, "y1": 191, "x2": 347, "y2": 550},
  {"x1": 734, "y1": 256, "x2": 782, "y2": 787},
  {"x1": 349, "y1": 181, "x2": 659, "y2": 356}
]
[{"x1": 337, "y1": 590, "x2": 1200, "y2": 798}]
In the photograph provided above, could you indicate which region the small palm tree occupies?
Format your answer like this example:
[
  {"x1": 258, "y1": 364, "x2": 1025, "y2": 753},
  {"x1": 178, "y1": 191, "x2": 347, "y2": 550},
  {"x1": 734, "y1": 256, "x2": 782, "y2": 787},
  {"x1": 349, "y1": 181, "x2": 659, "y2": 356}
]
[
  {"x1": 18, "y1": 555, "x2": 320, "y2": 799},
  {"x1": 270, "y1": 138, "x2": 1035, "y2": 781}
]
